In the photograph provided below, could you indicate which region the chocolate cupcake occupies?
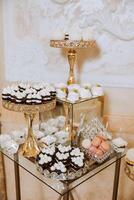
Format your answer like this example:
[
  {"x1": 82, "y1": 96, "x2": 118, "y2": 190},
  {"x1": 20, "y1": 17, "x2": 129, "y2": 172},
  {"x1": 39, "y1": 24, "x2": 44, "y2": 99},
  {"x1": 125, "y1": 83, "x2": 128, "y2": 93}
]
[
  {"x1": 46, "y1": 86, "x2": 56, "y2": 99},
  {"x1": 37, "y1": 153, "x2": 53, "y2": 170},
  {"x1": 18, "y1": 83, "x2": 28, "y2": 92},
  {"x1": 25, "y1": 94, "x2": 33, "y2": 105},
  {"x1": 71, "y1": 157, "x2": 84, "y2": 171},
  {"x1": 57, "y1": 144, "x2": 71, "y2": 154},
  {"x1": 55, "y1": 151, "x2": 70, "y2": 166},
  {"x1": 32, "y1": 93, "x2": 42, "y2": 104},
  {"x1": 50, "y1": 162, "x2": 67, "y2": 174},
  {"x1": 39, "y1": 89, "x2": 51, "y2": 102},
  {"x1": 2, "y1": 87, "x2": 11, "y2": 100}
]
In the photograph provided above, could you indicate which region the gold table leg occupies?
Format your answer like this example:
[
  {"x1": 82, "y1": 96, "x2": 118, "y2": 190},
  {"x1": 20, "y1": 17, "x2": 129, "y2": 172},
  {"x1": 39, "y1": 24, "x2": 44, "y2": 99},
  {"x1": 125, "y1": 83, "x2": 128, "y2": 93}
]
[{"x1": 67, "y1": 49, "x2": 77, "y2": 85}]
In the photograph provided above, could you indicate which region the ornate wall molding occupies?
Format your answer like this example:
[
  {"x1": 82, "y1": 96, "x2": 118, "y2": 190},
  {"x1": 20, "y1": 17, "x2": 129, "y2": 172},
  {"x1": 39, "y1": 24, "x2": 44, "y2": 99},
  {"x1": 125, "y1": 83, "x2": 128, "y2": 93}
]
[{"x1": 2, "y1": 0, "x2": 134, "y2": 88}]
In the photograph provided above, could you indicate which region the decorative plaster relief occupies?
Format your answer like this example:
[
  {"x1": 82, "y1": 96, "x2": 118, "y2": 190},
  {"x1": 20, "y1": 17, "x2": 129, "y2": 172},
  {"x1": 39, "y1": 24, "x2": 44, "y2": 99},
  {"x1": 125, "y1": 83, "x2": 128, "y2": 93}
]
[{"x1": 3, "y1": 0, "x2": 134, "y2": 87}]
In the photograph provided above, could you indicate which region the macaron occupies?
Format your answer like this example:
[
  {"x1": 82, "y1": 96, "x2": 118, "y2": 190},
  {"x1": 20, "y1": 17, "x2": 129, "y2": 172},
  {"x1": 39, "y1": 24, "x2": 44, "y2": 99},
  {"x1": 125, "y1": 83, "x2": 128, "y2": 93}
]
[
  {"x1": 91, "y1": 136, "x2": 101, "y2": 147},
  {"x1": 96, "y1": 149, "x2": 104, "y2": 157},
  {"x1": 100, "y1": 141, "x2": 110, "y2": 153},
  {"x1": 89, "y1": 146, "x2": 98, "y2": 154}
]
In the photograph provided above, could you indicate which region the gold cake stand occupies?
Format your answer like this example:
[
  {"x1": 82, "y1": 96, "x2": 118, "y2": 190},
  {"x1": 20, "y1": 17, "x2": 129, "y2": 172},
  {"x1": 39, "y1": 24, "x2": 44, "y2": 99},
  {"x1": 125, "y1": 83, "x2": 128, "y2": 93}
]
[
  {"x1": 50, "y1": 39, "x2": 96, "y2": 85},
  {"x1": 2, "y1": 100, "x2": 56, "y2": 158}
]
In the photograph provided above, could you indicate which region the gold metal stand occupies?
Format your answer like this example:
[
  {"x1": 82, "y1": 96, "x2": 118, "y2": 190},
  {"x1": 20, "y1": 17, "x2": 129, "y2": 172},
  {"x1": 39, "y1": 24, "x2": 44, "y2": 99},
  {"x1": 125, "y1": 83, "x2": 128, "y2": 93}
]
[
  {"x1": 2, "y1": 100, "x2": 56, "y2": 158},
  {"x1": 67, "y1": 49, "x2": 76, "y2": 85},
  {"x1": 50, "y1": 39, "x2": 95, "y2": 85}
]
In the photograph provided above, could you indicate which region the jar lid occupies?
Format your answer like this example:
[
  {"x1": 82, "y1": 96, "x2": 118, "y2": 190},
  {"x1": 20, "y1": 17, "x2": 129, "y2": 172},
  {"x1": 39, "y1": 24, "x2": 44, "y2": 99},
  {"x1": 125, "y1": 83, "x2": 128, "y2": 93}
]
[{"x1": 126, "y1": 148, "x2": 134, "y2": 165}]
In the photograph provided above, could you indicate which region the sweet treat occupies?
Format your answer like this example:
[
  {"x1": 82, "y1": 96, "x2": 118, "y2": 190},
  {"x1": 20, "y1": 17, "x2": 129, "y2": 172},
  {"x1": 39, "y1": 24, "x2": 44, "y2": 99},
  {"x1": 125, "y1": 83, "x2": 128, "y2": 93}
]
[
  {"x1": 56, "y1": 151, "x2": 70, "y2": 165},
  {"x1": 96, "y1": 149, "x2": 104, "y2": 157},
  {"x1": 41, "y1": 145, "x2": 55, "y2": 156},
  {"x1": 67, "y1": 91, "x2": 79, "y2": 103},
  {"x1": 82, "y1": 139, "x2": 91, "y2": 149},
  {"x1": 89, "y1": 134, "x2": 110, "y2": 158},
  {"x1": 79, "y1": 88, "x2": 92, "y2": 99},
  {"x1": 89, "y1": 146, "x2": 98, "y2": 154},
  {"x1": 34, "y1": 130, "x2": 44, "y2": 140},
  {"x1": 55, "y1": 131, "x2": 69, "y2": 144},
  {"x1": 40, "y1": 135, "x2": 56, "y2": 146},
  {"x1": 0, "y1": 134, "x2": 12, "y2": 148},
  {"x1": 37, "y1": 153, "x2": 53, "y2": 169},
  {"x1": 99, "y1": 141, "x2": 110, "y2": 153},
  {"x1": 91, "y1": 136, "x2": 102, "y2": 147},
  {"x1": 11, "y1": 130, "x2": 25, "y2": 144},
  {"x1": 56, "y1": 89, "x2": 66, "y2": 99},
  {"x1": 82, "y1": 83, "x2": 92, "y2": 90},
  {"x1": 91, "y1": 85, "x2": 104, "y2": 97},
  {"x1": 112, "y1": 137, "x2": 128, "y2": 148},
  {"x1": 56, "y1": 116, "x2": 66, "y2": 129},
  {"x1": 68, "y1": 84, "x2": 80, "y2": 92},
  {"x1": 71, "y1": 156, "x2": 84, "y2": 170},
  {"x1": 50, "y1": 162, "x2": 67, "y2": 174},
  {"x1": 57, "y1": 144, "x2": 71, "y2": 153},
  {"x1": 126, "y1": 148, "x2": 134, "y2": 163},
  {"x1": 2, "y1": 83, "x2": 56, "y2": 105}
]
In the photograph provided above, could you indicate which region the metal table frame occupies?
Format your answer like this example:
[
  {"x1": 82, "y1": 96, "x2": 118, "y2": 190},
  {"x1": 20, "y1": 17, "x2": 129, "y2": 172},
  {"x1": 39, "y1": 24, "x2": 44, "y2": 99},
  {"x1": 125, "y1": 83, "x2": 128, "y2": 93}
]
[{"x1": 3, "y1": 154, "x2": 122, "y2": 200}]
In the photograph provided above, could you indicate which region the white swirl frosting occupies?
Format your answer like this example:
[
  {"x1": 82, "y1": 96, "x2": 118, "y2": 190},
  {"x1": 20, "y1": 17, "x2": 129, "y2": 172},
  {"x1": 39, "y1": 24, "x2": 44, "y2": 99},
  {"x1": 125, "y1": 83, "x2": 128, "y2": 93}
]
[
  {"x1": 50, "y1": 162, "x2": 67, "y2": 173},
  {"x1": 39, "y1": 154, "x2": 52, "y2": 164}
]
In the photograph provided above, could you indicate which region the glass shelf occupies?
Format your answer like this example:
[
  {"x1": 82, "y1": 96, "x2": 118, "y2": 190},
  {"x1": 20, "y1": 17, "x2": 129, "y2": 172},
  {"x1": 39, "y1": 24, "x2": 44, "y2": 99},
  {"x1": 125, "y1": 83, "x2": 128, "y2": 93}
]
[
  {"x1": 1, "y1": 149, "x2": 125, "y2": 196},
  {"x1": 56, "y1": 95, "x2": 104, "y2": 105}
]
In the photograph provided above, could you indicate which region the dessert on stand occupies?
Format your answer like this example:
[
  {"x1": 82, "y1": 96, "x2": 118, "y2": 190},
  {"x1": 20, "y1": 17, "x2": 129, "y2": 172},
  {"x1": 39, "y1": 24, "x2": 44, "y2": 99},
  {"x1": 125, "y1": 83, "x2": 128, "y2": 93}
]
[
  {"x1": 0, "y1": 34, "x2": 128, "y2": 200},
  {"x1": 2, "y1": 83, "x2": 56, "y2": 158}
]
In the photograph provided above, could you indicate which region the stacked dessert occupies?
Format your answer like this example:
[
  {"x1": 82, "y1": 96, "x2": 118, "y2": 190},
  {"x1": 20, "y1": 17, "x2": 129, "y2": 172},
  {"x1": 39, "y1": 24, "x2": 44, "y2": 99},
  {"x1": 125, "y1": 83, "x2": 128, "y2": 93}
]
[
  {"x1": 2, "y1": 83, "x2": 56, "y2": 105},
  {"x1": 36, "y1": 144, "x2": 85, "y2": 175},
  {"x1": 55, "y1": 83, "x2": 104, "y2": 103}
]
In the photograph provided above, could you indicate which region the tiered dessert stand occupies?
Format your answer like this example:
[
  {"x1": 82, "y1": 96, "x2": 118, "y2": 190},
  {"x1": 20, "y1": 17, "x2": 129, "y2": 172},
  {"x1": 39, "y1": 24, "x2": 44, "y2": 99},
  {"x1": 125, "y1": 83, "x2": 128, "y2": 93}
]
[
  {"x1": 2, "y1": 100, "x2": 56, "y2": 158},
  {"x1": 50, "y1": 39, "x2": 104, "y2": 143}
]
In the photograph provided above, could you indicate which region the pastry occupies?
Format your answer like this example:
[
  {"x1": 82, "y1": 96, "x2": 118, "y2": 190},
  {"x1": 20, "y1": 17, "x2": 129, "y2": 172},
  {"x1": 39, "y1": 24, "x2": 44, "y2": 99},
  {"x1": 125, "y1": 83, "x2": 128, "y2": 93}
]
[
  {"x1": 79, "y1": 88, "x2": 92, "y2": 99},
  {"x1": 112, "y1": 137, "x2": 128, "y2": 148},
  {"x1": 71, "y1": 157, "x2": 84, "y2": 170},
  {"x1": 40, "y1": 135, "x2": 56, "y2": 146},
  {"x1": 91, "y1": 85, "x2": 104, "y2": 97},
  {"x1": 67, "y1": 91, "x2": 79, "y2": 103},
  {"x1": 82, "y1": 139, "x2": 91, "y2": 149},
  {"x1": 50, "y1": 162, "x2": 67, "y2": 174},
  {"x1": 91, "y1": 136, "x2": 102, "y2": 147}
]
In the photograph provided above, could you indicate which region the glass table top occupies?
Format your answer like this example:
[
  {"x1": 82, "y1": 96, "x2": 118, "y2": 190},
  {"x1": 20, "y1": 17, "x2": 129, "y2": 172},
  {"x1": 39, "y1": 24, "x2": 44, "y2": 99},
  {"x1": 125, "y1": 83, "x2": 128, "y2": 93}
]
[{"x1": 1, "y1": 149, "x2": 125, "y2": 196}]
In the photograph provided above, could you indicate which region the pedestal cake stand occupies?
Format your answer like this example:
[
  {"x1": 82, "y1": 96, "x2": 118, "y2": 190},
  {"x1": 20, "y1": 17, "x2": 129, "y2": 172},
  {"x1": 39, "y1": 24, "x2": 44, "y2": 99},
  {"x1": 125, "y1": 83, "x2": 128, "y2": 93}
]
[
  {"x1": 2, "y1": 100, "x2": 56, "y2": 158},
  {"x1": 50, "y1": 39, "x2": 96, "y2": 85}
]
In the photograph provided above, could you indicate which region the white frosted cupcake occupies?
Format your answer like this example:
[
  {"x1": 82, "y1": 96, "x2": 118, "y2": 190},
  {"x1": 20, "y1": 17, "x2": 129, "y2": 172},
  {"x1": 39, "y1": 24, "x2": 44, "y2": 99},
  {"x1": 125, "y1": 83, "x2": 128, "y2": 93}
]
[
  {"x1": 40, "y1": 135, "x2": 56, "y2": 146},
  {"x1": 68, "y1": 84, "x2": 80, "y2": 92},
  {"x1": 79, "y1": 88, "x2": 92, "y2": 99},
  {"x1": 67, "y1": 91, "x2": 79, "y2": 103},
  {"x1": 56, "y1": 89, "x2": 66, "y2": 99},
  {"x1": 91, "y1": 85, "x2": 104, "y2": 97}
]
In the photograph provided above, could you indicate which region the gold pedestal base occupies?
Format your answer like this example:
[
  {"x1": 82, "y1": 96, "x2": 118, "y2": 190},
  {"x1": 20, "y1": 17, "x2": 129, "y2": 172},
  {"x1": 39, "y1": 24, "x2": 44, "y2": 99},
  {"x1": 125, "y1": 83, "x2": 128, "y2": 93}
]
[{"x1": 19, "y1": 132, "x2": 40, "y2": 158}]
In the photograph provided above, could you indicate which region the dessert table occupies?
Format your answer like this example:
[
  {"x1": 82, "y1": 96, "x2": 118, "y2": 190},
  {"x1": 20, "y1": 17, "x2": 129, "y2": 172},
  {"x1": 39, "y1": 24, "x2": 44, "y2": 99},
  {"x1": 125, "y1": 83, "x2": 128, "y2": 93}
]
[{"x1": 1, "y1": 149, "x2": 125, "y2": 200}]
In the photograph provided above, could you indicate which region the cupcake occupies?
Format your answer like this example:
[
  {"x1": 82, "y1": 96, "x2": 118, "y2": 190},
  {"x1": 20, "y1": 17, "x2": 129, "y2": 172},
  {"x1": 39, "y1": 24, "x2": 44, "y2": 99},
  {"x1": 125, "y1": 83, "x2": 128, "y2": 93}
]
[
  {"x1": 91, "y1": 85, "x2": 104, "y2": 97},
  {"x1": 68, "y1": 84, "x2": 80, "y2": 92},
  {"x1": 67, "y1": 91, "x2": 79, "y2": 103},
  {"x1": 71, "y1": 157, "x2": 84, "y2": 170},
  {"x1": 39, "y1": 89, "x2": 51, "y2": 102},
  {"x1": 15, "y1": 92, "x2": 26, "y2": 104},
  {"x1": 55, "y1": 131, "x2": 69, "y2": 144},
  {"x1": 41, "y1": 145, "x2": 55, "y2": 156},
  {"x1": 46, "y1": 85, "x2": 56, "y2": 98},
  {"x1": 55, "y1": 151, "x2": 70, "y2": 165},
  {"x1": 50, "y1": 162, "x2": 67, "y2": 174},
  {"x1": 32, "y1": 93, "x2": 42, "y2": 104},
  {"x1": 57, "y1": 144, "x2": 71, "y2": 154},
  {"x1": 18, "y1": 83, "x2": 28, "y2": 91},
  {"x1": 39, "y1": 135, "x2": 56, "y2": 146},
  {"x1": 37, "y1": 153, "x2": 53, "y2": 170},
  {"x1": 56, "y1": 89, "x2": 66, "y2": 99},
  {"x1": 79, "y1": 88, "x2": 92, "y2": 99},
  {"x1": 70, "y1": 147, "x2": 84, "y2": 158},
  {"x1": 25, "y1": 94, "x2": 33, "y2": 105},
  {"x1": 2, "y1": 87, "x2": 12, "y2": 100}
]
